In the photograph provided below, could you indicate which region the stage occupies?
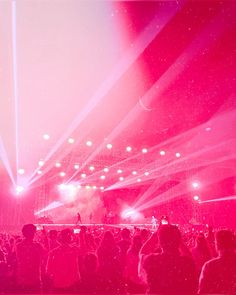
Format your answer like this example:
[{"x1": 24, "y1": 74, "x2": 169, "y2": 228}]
[{"x1": 35, "y1": 223, "x2": 155, "y2": 231}]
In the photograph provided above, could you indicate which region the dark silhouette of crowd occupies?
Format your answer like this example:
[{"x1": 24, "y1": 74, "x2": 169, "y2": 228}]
[{"x1": 0, "y1": 223, "x2": 235, "y2": 294}]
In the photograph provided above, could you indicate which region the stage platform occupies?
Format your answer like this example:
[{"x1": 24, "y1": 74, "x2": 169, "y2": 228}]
[{"x1": 35, "y1": 223, "x2": 155, "y2": 231}]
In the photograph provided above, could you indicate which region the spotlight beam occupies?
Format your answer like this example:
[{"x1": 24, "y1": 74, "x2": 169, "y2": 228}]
[
  {"x1": 0, "y1": 137, "x2": 16, "y2": 186},
  {"x1": 103, "y1": 16, "x2": 229, "y2": 189},
  {"x1": 107, "y1": 138, "x2": 236, "y2": 192},
  {"x1": 30, "y1": 7, "x2": 180, "y2": 186},
  {"x1": 11, "y1": 0, "x2": 19, "y2": 183},
  {"x1": 199, "y1": 195, "x2": 236, "y2": 204},
  {"x1": 136, "y1": 157, "x2": 236, "y2": 212}
]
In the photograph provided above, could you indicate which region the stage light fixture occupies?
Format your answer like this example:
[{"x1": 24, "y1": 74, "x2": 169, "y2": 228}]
[
  {"x1": 117, "y1": 169, "x2": 122, "y2": 174},
  {"x1": 59, "y1": 172, "x2": 66, "y2": 177},
  {"x1": 137, "y1": 178, "x2": 141, "y2": 182},
  {"x1": 37, "y1": 170, "x2": 42, "y2": 175},
  {"x1": 74, "y1": 164, "x2": 79, "y2": 170},
  {"x1": 93, "y1": 185, "x2": 97, "y2": 190},
  {"x1": 86, "y1": 140, "x2": 93, "y2": 147},
  {"x1": 132, "y1": 171, "x2": 137, "y2": 175},
  {"x1": 100, "y1": 186, "x2": 104, "y2": 190},
  {"x1": 144, "y1": 171, "x2": 149, "y2": 176},
  {"x1": 104, "y1": 167, "x2": 109, "y2": 173},
  {"x1": 176, "y1": 152, "x2": 181, "y2": 158},
  {"x1": 81, "y1": 173, "x2": 86, "y2": 178},
  {"x1": 55, "y1": 162, "x2": 61, "y2": 168},
  {"x1": 16, "y1": 185, "x2": 24, "y2": 194},
  {"x1": 193, "y1": 195, "x2": 200, "y2": 201},
  {"x1": 126, "y1": 146, "x2": 132, "y2": 152},
  {"x1": 68, "y1": 137, "x2": 75, "y2": 144},
  {"x1": 89, "y1": 166, "x2": 95, "y2": 171},
  {"x1": 85, "y1": 185, "x2": 91, "y2": 189},
  {"x1": 58, "y1": 184, "x2": 67, "y2": 190},
  {"x1": 43, "y1": 134, "x2": 50, "y2": 140},
  {"x1": 100, "y1": 175, "x2": 106, "y2": 180},
  {"x1": 142, "y1": 148, "x2": 148, "y2": 153},
  {"x1": 160, "y1": 150, "x2": 166, "y2": 156},
  {"x1": 38, "y1": 160, "x2": 44, "y2": 167},
  {"x1": 192, "y1": 182, "x2": 199, "y2": 189},
  {"x1": 119, "y1": 176, "x2": 124, "y2": 181},
  {"x1": 106, "y1": 143, "x2": 112, "y2": 149},
  {"x1": 18, "y1": 168, "x2": 25, "y2": 175}
]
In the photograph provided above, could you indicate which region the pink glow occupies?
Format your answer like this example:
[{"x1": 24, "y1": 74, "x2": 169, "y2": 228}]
[{"x1": 0, "y1": 1, "x2": 235, "y2": 228}]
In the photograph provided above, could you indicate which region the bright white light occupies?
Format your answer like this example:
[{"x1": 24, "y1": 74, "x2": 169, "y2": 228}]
[
  {"x1": 18, "y1": 168, "x2": 25, "y2": 175},
  {"x1": 89, "y1": 166, "x2": 95, "y2": 171},
  {"x1": 68, "y1": 137, "x2": 75, "y2": 144},
  {"x1": 100, "y1": 186, "x2": 104, "y2": 190},
  {"x1": 37, "y1": 170, "x2": 42, "y2": 175},
  {"x1": 132, "y1": 171, "x2": 137, "y2": 175},
  {"x1": 176, "y1": 152, "x2": 181, "y2": 158},
  {"x1": 144, "y1": 171, "x2": 149, "y2": 176},
  {"x1": 119, "y1": 176, "x2": 124, "y2": 181},
  {"x1": 59, "y1": 184, "x2": 67, "y2": 190},
  {"x1": 93, "y1": 185, "x2": 97, "y2": 190},
  {"x1": 60, "y1": 172, "x2": 66, "y2": 177},
  {"x1": 121, "y1": 208, "x2": 139, "y2": 220},
  {"x1": 67, "y1": 184, "x2": 75, "y2": 190},
  {"x1": 74, "y1": 164, "x2": 79, "y2": 170},
  {"x1": 38, "y1": 160, "x2": 44, "y2": 167},
  {"x1": 142, "y1": 148, "x2": 148, "y2": 153},
  {"x1": 104, "y1": 167, "x2": 109, "y2": 173},
  {"x1": 81, "y1": 173, "x2": 86, "y2": 178},
  {"x1": 77, "y1": 184, "x2": 81, "y2": 189},
  {"x1": 160, "y1": 150, "x2": 166, "y2": 156},
  {"x1": 100, "y1": 175, "x2": 106, "y2": 180},
  {"x1": 192, "y1": 182, "x2": 199, "y2": 189},
  {"x1": 117, "y1": 169, "x2": 122, "y2": 174},
  {"x1": 85, "y1": 185, "x2": 91, "y2": 189},
  {"x1": 55, "y1": 162, "x2": 61, "y2": 168},
  {"x1": 59, "y1": 183, "x2": 77, "y2": 203},
  {"x1": 16, "y1": 185, "x2": 24, "y2": 194},
  {"x1": 43, "y1": 134, "x2": 50, "y2": 140},
  {"x1": 126, "y1": 146, "x2": 132, "y2": 152},
  {"x1": 193, "y1": 195, "x2": 200, "y2": 201},
  {"x1": 137, "y1": 178, "x2": 141, "y2": 182},
  {"x1": 205, "y1": 127, "x2": 211, "y2": 132},
  {"x1": 106, "y1": 143, "x2": 112, "y2": 149},
  {"x1": 86, "y1": 140, "x2": 93, "y2": 147}
]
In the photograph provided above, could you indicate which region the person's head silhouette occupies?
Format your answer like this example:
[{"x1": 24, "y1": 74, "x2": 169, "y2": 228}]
[
  {"x1": 60, "y1": 229, "x2": 72, "y2": 244},
  {"x1": 22, "y1": 224, "x2": 36, "y2": 240},
  {"x1": 158, "y1": 224, "x2": 181, "y2": 252}
]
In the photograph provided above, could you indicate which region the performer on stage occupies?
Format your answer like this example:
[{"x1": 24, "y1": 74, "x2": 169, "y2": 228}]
[
  {"x1": 76, "y1": 212, "x2": 82, "y2": 224},
  {"x1": 151, "y1": 215, "x2": 158, "y2": 230},
  {"x1": 89, "y1": 213, "x2": 93, "y2": 223}
]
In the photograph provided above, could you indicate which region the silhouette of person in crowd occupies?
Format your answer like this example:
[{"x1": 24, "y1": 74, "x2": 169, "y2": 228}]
[
  {"x1": 124, "y1": 234, "x2": 146, "y2": 293},
  {"x1": 97, "y1": 230, "x2": 123, "y2": 293},
  {"x1": 15, "y1": 224, "x2": 45, "y2": 293},
  {"x1": 199, "y1": 229, "x2": 236, "y2": 294},
  {"x1": 79, "y1": 252, "x2": 103, "y2": 293},
  {"x1": 143, "y1": 224, "x2": 198, "y2": 294},
  {"x1": 47, "y1": 228, "x2": 80, "y2": 293},
  {"x1": 192, "y1": 233, "x2": 211, "y2": 274}
]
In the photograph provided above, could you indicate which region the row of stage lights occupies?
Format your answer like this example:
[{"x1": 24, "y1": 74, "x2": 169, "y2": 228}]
[
  {"x1": 14, "y1": 135, "x2": 182, "y2": 195},
  {"x1": 15, "y1": 179, "x2": 202, "y2": 198},
  {"x1": 43, "y1": 134, "x2": 183, "y2": 156},
  {"x1": 17, "y1": 150, "x2": 181, "y2": 176}
]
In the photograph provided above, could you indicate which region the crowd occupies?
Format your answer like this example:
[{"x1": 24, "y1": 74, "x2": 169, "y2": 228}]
[{"x1": 0, "y1": 223, "x2": 235, "y2": 294}]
